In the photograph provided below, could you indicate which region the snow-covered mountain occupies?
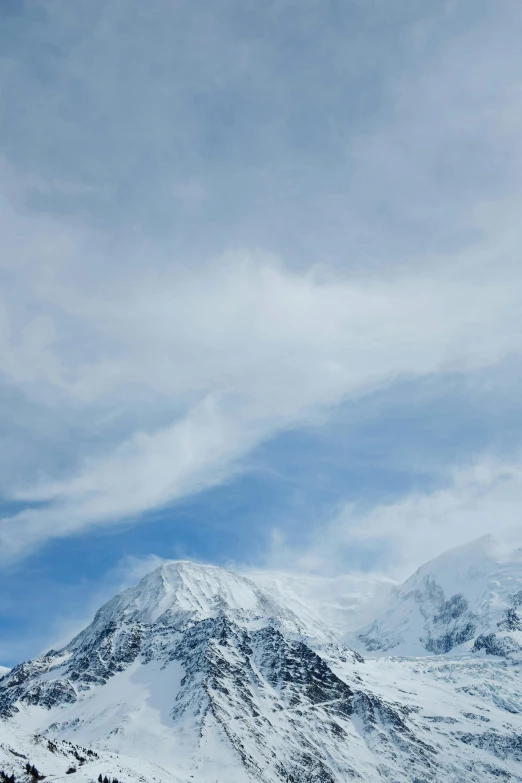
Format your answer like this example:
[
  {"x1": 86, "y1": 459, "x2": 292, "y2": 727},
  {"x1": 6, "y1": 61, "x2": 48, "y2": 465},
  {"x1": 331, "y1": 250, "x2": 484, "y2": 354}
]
[
  {"x1": 2, "y1": 543, "x2": 522, "y2": 782},
  {"x1": 351, "y1": 535, "x2": 522, "y2": 658}
]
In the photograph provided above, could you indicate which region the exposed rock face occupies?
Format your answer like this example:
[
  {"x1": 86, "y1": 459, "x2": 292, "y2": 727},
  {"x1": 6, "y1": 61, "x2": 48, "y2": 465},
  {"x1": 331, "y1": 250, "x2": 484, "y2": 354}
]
[
  {"x1": 472, "y1": 632, "x2": 522, "y2": 658},
  {"x1": 2, "y1": 551, "x2": 522, "y2": 783},
  {"x1": 497, "y1": 607, "x2": 522, "y2": 632}
]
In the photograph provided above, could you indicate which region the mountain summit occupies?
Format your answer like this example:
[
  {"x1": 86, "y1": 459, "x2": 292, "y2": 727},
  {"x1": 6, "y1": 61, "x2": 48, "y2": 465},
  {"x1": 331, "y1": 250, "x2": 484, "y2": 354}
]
[
  {"x1": 70, "y1": 560, "x2": 324, "y2": 644},
  {"x1": 351, "y1": 535, "x2": 522, "y2": 658},
  {"x1": 2, "y1": 540, "x2": 522, "y2": 782}
]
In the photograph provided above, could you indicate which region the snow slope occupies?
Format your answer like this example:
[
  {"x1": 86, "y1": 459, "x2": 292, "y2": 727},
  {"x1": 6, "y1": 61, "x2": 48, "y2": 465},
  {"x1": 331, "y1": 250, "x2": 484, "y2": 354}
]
[{"x1": 0, "y1": 719, "x2": 186, "y2": 783}]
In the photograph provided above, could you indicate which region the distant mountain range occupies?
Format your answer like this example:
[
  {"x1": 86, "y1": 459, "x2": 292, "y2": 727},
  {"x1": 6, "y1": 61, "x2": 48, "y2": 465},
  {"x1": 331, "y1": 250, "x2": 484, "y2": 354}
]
[{"x1": 2, "y1": 536, "x2": 522, "y2": 782}]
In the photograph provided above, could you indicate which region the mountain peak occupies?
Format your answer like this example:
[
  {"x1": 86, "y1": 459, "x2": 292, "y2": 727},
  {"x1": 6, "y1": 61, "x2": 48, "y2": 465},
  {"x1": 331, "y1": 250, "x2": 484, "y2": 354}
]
[
  {"x1": 68, "y1": 559, "x2": 319, "y2": 654},
  {"x1": 127, "y1": 559, "x2": 275, "y2": 620},
  {"x1": 351, "y1": 535, "x2": 522, "y2": 657}
]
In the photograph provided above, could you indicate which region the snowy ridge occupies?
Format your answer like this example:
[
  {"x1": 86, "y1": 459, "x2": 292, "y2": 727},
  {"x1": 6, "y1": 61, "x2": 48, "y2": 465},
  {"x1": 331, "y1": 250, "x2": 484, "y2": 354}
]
[{"x1": 2, "y1": 541, "x2": 522, "y2": 782}]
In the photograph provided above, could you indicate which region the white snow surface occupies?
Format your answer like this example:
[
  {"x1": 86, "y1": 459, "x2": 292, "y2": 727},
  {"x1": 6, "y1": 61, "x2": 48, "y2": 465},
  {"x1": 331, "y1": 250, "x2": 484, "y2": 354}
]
[{"x1": 2, "y1": 539, "x2": 522, "y2": 783}]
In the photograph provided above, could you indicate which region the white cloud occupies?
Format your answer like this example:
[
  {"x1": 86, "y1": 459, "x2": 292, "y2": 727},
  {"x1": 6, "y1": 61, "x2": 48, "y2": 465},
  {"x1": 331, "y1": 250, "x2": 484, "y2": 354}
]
[{"x1": 269, "y1": 456, "x2": 522, "y2": 580}]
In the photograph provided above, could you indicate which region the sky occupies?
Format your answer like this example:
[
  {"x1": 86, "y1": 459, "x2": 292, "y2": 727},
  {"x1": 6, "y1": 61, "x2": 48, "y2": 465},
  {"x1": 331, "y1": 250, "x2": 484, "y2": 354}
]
[{"x1": 1, "y1": 0, "x2": 522, "y2": 666}]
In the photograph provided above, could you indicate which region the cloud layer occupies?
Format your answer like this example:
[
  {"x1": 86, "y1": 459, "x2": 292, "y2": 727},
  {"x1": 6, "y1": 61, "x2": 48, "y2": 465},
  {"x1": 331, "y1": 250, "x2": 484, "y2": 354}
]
[{"x1": 1, "y1": 0, "x2": 522, "y2": 562}]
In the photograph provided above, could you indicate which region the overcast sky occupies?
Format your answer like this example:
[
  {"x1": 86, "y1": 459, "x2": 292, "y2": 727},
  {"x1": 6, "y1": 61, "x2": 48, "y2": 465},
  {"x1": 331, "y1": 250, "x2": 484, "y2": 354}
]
[{"x1": 1, "y1": 0, "x2": 522, "y2": 665}]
